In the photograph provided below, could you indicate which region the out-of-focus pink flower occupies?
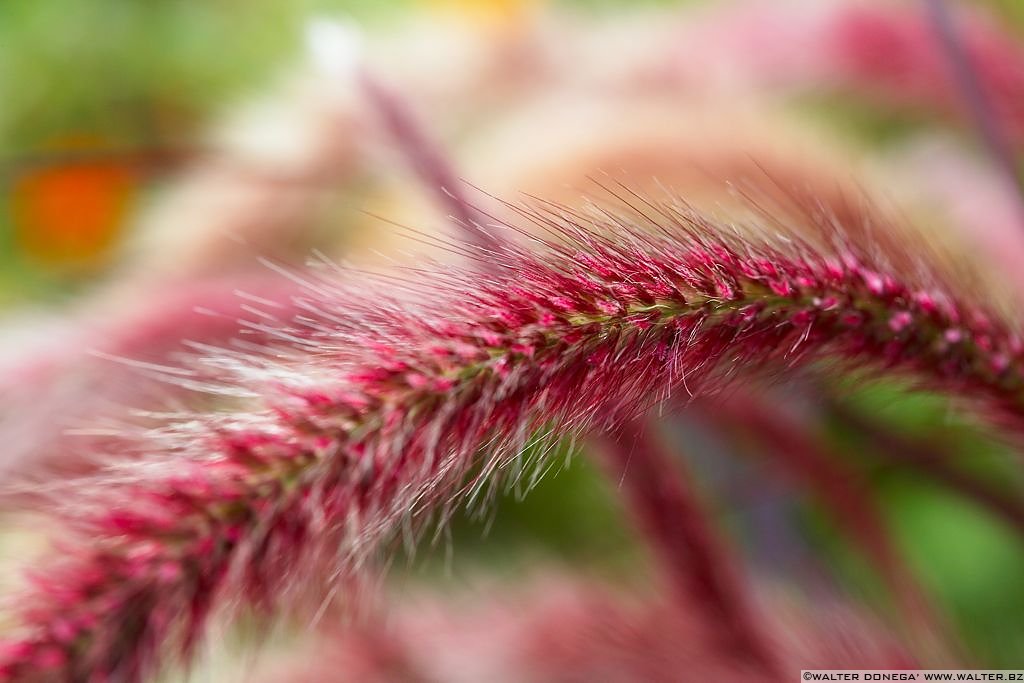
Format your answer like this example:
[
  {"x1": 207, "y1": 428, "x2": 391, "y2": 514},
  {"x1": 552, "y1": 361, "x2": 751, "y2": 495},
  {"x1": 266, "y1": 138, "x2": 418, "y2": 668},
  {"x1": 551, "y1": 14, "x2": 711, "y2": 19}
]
[
  {"x1": 256, "y1": 576, "x2": 916, "y2": 683},
  {"x1": 829, "y1": 3, "x2": 1024, "y2": 144},
  {"x1": 0, "y1": 275, "x2": 301, "y2": 489},
  {"x1": 661, "y1": 1, "x2": 1024, "y2": 146}
]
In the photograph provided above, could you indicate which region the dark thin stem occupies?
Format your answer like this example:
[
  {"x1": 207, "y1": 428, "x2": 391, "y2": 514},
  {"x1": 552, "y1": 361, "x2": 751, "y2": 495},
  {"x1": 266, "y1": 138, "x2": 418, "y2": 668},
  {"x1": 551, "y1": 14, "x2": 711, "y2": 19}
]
[
  {"x1": 826, "y1": 398, "x2": 1024, "y2": 538},
  {"x1": 925, "y1": 0, "x2": 1024, "y2": 214},
  {"x1": 708, "y1": 395, "x2": 951, "y2": 658},
  {"x1": 599, "y1": 420, "x2": 781, "y2": 677},
  {"x1": 358, "y1": 70, "x2": 500, "y2": 254}
]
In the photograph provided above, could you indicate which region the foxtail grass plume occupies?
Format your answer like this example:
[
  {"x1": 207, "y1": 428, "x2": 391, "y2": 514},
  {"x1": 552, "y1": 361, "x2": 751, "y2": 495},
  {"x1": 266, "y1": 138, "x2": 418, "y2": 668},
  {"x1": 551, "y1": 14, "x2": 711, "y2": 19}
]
[{"x1": 1, "y1": 194, "x2": 1022, "y2": 680}]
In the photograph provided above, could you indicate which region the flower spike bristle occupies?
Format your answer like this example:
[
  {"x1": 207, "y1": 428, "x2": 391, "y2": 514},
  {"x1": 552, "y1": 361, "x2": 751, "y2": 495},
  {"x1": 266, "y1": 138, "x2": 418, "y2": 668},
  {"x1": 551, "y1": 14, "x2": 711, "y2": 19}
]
[{"x1": 1, "y1": 194, "x2": 1020, "y2": 681}]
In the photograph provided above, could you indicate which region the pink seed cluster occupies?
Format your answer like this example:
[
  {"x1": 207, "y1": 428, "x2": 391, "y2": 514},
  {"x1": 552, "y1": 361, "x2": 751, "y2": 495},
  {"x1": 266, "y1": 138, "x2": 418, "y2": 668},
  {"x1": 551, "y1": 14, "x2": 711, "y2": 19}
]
[{"x1": 1, "y1": 204, "x2": 1022, "y2": 681}]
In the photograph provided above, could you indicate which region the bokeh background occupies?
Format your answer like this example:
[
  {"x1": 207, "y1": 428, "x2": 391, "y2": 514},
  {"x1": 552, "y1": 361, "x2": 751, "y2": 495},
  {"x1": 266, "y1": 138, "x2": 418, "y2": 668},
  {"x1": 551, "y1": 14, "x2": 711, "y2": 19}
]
[{"x1": 2, "y1": 0, "x2": 1024, "y2": 677}]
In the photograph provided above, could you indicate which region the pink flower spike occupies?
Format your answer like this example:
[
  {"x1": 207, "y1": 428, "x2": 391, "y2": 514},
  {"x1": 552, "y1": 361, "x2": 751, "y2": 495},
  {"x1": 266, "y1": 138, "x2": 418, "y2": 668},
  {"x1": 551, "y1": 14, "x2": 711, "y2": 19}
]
[{"x1": 2, "y1": 197, "x2": 1023, "y2": 681}]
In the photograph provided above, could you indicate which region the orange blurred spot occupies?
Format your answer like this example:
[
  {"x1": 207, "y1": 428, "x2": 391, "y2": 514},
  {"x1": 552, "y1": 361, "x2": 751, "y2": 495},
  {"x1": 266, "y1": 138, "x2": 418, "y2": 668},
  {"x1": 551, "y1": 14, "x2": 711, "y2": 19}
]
[
  {"x1": 12, "y1": 152, "x2": 137, "y2": 270},
  {"x1": 425, "y1": 0, "x2": 540, "y2": 30}
]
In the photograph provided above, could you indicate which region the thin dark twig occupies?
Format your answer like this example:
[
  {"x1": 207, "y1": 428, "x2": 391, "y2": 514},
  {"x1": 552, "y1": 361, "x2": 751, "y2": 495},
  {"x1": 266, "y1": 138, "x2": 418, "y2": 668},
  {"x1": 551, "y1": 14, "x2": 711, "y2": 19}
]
[
  {"x1": 827, "y1": 398, "x2": 1024, "y2": 538},
  {"x1": 925, "y1": 0, "x2": 1024, "y2": 216},
  {"x1": 599, "y1": 422, "x2": 782, "y2": 677},
  {"x1": 358, "y1": 70, "x2": 500, "y2": 254},
  {"x1": 708, "y1": 396, "x2": 954, "y2": 660}
]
